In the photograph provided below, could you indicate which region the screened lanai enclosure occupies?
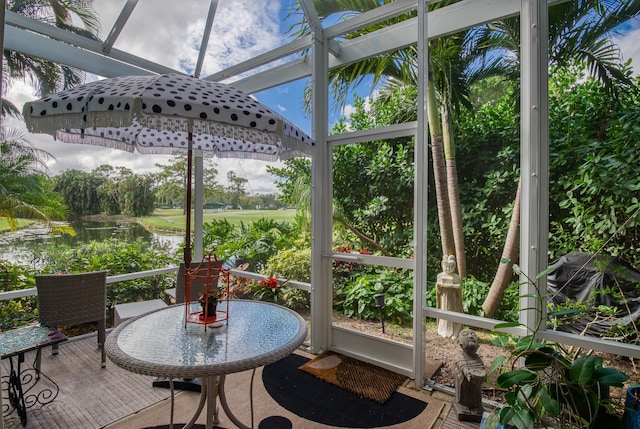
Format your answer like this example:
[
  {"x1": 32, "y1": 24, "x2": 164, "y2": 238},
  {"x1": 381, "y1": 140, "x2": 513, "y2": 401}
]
[{"x1": 2, "y1": 0, "x2": 640, "y2": 392}]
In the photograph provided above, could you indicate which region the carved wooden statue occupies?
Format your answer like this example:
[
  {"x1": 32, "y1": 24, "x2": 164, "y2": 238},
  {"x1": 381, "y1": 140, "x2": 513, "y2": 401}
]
[{"x1": 436, "y1": 255, "x2": 463, "y2": 338}]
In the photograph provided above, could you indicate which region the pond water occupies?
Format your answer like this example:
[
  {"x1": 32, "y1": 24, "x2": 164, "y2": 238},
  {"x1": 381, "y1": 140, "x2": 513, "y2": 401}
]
[{"x1": 0, "y1": 220, "x2": 184, "y2": 266}]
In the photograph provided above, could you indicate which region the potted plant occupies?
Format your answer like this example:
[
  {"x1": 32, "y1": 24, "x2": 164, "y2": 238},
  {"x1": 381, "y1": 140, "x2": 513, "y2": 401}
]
[{"x1": 484, "y1": 263, "x2": 629, "y2": 429}]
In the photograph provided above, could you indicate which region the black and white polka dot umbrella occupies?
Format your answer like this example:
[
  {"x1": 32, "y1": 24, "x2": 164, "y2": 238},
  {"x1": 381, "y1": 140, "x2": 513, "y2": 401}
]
[
  {"x1": 22, "y1": 73, "x2": 314, "y2": 160},
  {"x1": 23, "y1": 73, "x2": 314, "y2": 265}
]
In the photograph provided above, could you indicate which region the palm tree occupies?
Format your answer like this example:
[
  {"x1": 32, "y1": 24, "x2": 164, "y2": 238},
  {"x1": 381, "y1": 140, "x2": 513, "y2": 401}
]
[
  {"x1": 289, "y1": 0, "x2": 640, "y2": 319},
  {"x1": 3, "y1": 0, "x2": 100, "y2": 98},
  {"x1": 288, "y1": 0, "x2": 480, "y2": 278},
  {"x1": 0, "y1": 1, "x2": 97, "y2": 234},
  {"x1": 481, "y1": 0, "x2": 640, "y2": 317},
  {"x1": 0, "y1": 127, "x2": 71, "y2": 232},
  {"x1": 2, "y1": 1, "x2": 99, "y2": 114},
  {"x1": 1, "y1": 72, "x2": 21, "y2": 118}
]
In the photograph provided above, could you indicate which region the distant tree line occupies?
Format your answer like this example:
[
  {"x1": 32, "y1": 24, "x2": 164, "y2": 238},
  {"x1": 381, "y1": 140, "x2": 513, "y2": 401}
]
[{"x1": 51, "y1": 156, "x2": 286, "y2": 219}]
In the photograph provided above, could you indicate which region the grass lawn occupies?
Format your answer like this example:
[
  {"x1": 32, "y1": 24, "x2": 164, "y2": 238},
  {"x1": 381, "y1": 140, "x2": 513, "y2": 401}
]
[{"x1": 137, "y1": 208, "x2": 297, "y2": 232}]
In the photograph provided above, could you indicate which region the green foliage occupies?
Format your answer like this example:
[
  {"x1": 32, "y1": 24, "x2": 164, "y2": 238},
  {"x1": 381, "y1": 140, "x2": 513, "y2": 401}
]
[
  {"x1": 153, "y1": 155, "x2": 221, "y2": 208},
  {"x1": 265, "y1": 248, "x2": 311, "y2": 282},
  {"x1": 270, "y1": 69, "x2": 640, "y2": 289},
  {"x1": 267, "y1": 158, "x2": 312, "y2": 230},
  {"x1": 202, "y1": 217, "x2": 300, "y2": 272},
  {"x1": 461, "y1": 276, "x2": 490, "y2": 316},
  {"x1": 334, "y1": 267, "x2": 413, "y2": 325},
  {"x1": 97, "y1": 179, "x2": 121, "y2": 215},
  {"x1": 53, "y1": 169, "x2": 105, "y2": 217},
  {"x1": 331, "y1": 96, "x2": 416, "y2": 257},
  {"x1": 118, "y1": 174, "x2": 156, "y2": 216},
  {"x1": 39, "y1": 238, "x2": 179, "y2": 311},
  {"x1": 454, "y1": 89, "x2": 520, "y2": 279},
  {"x1": 262, "y1": 248, "x2": 311, "y2": 310},
  {"x1": 0, "y1": 128, "x2": 70, "y2": 231},
  {"x1": 0, "y1": 260, "x2": 38, "y2": 329},
  {"x1": 548, "y1": 66, "x2": 640, "y2": 266},
  {"x1": 226, "y1": 171, "x2": 248, "y2": 209},
  {"x1": 54, "y1": 166, "x2": 157, "y2": 218},
  {"x1": 485, "y1": 266, "x2": 629, "y2": 429},
  {"x1": 488, "y1": 337, "x2": 628, "y2": 429}
]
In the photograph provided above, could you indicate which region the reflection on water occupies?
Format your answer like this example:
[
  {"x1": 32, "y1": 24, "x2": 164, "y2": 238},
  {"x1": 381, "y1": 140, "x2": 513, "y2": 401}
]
[{"x1": 0, "y1": 220, "x2": 184, "y2": 266}]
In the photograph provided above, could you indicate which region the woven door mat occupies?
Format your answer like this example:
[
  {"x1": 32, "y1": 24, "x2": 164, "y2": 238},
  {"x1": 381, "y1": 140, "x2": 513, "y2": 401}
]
[{"x1": 299, "y1": 351, "x2": 407, "y2": 403}]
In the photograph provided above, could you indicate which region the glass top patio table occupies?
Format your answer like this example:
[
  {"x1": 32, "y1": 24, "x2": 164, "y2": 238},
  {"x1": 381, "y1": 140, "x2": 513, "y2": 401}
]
[
  {"x1": 105, "y1": 300, "x2": 307, "y2": 380},
  {"x1": 0, "y1": 325, "x2": 66, "y2": 359},
  {"x1": 1, "y1": 324, "x2": 67, "y2": 428}
]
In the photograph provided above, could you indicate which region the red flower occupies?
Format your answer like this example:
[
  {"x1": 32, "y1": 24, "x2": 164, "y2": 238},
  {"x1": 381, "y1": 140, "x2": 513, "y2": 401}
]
[
  {"x1": 269, "y1": 277, "x2": 278, "y2": 290},
  {"x1": 261, "y1": 277, "x2": 279, "y2": 290}
]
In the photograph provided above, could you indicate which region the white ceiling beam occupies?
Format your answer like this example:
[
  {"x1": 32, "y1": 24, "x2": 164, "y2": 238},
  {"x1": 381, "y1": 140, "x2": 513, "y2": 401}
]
[
  {"x1": 4, "y1": 25, "x2": 152, "y2": 77},
  {"x1": 5, "y1": 11, "x2": 179, "y2": 75},
  {"x1": 194, "y1": 0, "x2": 218, "y2": 78},
  {"x1": 6, "y1": 10, "x2": 102, "y2": 50},
  {"x1": 328, "y1": 122, "x2": 418, "y2": 146},
  {"x1": 231, "y1": 57, "x2": 310, "y2": 94},
  {"x1": 205, "y1": 0, "x2": 422, "y2": 86},
  {"x1": 298, "y1": 0, "x2": 323, "y2": 33},
  {"x1": 203, "y1": 34, "x2": 313, "y2": 82},
  {"x1": 5, "y1": 0, "x2": 523, "y2": 91},
  {"x1": 298, "y1": 0, "x2": 342, "y2": 56},
  {"x1": 4, "y1": 0, "x2": 568, "y2": 93},
  {"x1": 102, "y1": 0, "x2": 139, "y2": 53},
  {"x1": 323, "y1": 0, "x2": 419, "y2": 40},
  {"x1": 232, "y1": 0, "x2": 520, "y2": 93}
]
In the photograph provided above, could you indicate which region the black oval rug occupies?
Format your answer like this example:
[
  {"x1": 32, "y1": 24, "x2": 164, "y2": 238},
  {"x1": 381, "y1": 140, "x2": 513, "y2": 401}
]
[{"x1": 262, "y1": 353, "x2": 427, "y2": 428}]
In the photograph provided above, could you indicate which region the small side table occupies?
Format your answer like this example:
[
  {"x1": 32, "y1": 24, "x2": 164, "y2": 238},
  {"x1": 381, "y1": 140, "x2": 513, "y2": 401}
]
[{"x1": 1, "y1": 325, "x2": 67, "y2": 427}]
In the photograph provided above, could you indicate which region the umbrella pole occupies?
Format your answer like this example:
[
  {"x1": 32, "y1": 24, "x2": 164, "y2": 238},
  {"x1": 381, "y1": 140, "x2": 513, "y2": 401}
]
[{"x1": 185, "y1": 132, "x2": 193, "y2": 267}]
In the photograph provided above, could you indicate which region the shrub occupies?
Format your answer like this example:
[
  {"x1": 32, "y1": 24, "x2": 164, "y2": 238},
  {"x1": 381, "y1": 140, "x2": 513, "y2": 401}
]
[
  {"x1": 0, "y1": 260, "x2": 38, "y2": 329},
  {"x1": 39, "y1": 238, "x2": 179, "y2": 310},
  {"x1": 261, "y1": 248, "x2": 311, "y2": 310},
  {"x1": 203, "y1": 218, "x2": 300, "y2": 272},
  {"x1": 335, "y1": 267, "x2": 413, "y2": 325}
]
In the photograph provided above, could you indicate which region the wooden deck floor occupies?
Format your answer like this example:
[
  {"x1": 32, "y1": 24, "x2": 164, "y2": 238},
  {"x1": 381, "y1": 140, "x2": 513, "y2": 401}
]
[{"x1": 1, "y1": 333, "x2": 472, "y2": 429}]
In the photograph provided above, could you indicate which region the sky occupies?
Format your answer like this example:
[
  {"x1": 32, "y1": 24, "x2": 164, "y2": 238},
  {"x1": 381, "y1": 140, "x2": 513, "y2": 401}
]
[
  {"x1": 4, "y1": 2, "x2": 640, "y2": 195},
  {"x1": 4, "y1": 0, "x2": 334, "y2": 195}
]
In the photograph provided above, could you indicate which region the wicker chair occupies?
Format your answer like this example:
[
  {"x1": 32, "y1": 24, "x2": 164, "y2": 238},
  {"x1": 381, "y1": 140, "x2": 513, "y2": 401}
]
[
  {"x1": 175, "y1": 261, "x2": 220, "y2": 304},
  {"x1": 35, "y1": 271, "x2": 108, "y2": 368}
]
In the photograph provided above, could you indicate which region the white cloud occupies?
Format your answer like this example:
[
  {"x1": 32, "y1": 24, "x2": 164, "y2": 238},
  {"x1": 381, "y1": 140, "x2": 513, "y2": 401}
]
[
  {"x1": 3, "y1": 0, "x2": 297, "y2": 195},
  {"x1": 339, "y1": 96, "x2": 373, "y2": 131},
  {"x1": 201, "y1": 0, "x2": 284, "y2": 75},
  {"x1": 342, "y1": 95, "x2": 372, "y2": 117},
  {"x1": 341, "y1": 103, "x2": 357, "y2": 118},
  {"x1": 613, "y1": 22, "x2": 640, "y2": 76},
  {"x1": 5, "y1": 2, "x2": 640, "y2": 195}
]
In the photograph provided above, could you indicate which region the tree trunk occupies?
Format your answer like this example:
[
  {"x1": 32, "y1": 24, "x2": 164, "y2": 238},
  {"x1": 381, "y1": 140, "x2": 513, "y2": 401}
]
[
  {"x1": 427, "y1": 74, "x2": 455, "y2": 257},
  {"x1": 482, "y1": 180, "x2": 521, "y2": 318},
  {"x1": 442, "y1": 105, "x2": 466, "y2": 278}
]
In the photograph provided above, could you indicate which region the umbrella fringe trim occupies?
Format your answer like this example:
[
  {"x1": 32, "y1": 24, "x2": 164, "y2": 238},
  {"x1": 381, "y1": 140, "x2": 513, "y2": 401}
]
[
  {"x1": 55, "y1": 131, "x2": 136, "y2": 152},
  {"x1": 280, "y1": 135, "x2": 315, "y2": 157},
  {"x1": 24, "y1": 111, "x2": 137, "y2": 134}
]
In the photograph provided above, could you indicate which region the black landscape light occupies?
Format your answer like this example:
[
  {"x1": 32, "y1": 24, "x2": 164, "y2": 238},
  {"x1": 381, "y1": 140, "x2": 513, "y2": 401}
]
[{"x1": 374, "y1": 293, "x2": 386, "y2": 333}]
